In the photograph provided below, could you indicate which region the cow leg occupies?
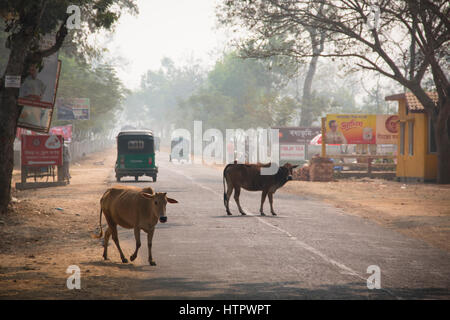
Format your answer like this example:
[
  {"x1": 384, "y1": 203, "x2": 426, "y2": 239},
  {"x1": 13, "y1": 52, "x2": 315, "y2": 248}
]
[
  {"x1": 233, "y1": 186, "x2": 246, "y2": 215},
  {"x1": 268, "y1": 192, "x2": 277, "y2": 216},
  {"x1": 130, "y1": 227, "x2": 141, "y2": 262},
  {"x1": 260, "y1": 190, "x2": 268, "y2": 216},
  {"x1": 110, "y1": 225, "x2": 128, "y2": 263},
  {"x1": 147, "y1": 226, "x2": 156, "y2": 266},
  {"x1": 225, "y1": 180, "x2": 234, "y2": 215},
  {"x1": 102, "y1": 227, "x2": 112, "y2": 260}
]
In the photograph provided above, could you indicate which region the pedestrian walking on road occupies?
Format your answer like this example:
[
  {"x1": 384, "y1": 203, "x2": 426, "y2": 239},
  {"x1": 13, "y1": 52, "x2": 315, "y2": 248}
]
[{"x1": 63, "y1": 142, "x2": 71, "y2": 184}]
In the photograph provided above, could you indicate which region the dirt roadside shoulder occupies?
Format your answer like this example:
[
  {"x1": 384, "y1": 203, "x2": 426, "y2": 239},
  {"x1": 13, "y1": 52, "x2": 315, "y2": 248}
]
[
  {"x1": 0, "y1": 148, "x2": 148, "y2": 299},
  {"x1": 283, "y1": 179, "x2": 450, "y2": 252}
]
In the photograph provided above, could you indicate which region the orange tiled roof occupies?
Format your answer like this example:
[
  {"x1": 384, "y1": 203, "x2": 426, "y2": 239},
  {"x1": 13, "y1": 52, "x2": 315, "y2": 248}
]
[{"x1": 385, "y1": 91, "x2": 438, "y2": 112}]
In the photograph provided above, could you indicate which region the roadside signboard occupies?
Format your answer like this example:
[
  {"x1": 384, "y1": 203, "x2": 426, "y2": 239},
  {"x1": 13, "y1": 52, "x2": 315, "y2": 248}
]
[
  {"x1": 272, "y1": 127, "x2": 320, "y2": 161},
  {"x1": 376, "y1": 115, "x2": 399, "y2": 144},
  {"x1": 49, "y1": 125, "x2": 73, "y2": 142},
  {"x1": 280, "y1": 144, "x2": 306, "y2": 160},
  {"x1": 56, "y1": 98, "x2": 90, "y2": 120},
  {"x1": 21, "y1": 135, "x2": 63, "y2": 166},
  {"x1": 325, "y1": 114, "x2": 399, "y2": 145},
  {"x1": 5, "y1": 75, "x2": 21, "y2": 88},
  {"x1": 274, "y1": 127, "x2": 321, "y2": 144},
  {"x1": 18, "y1": 34, "x2": 61, "y2": 133}
]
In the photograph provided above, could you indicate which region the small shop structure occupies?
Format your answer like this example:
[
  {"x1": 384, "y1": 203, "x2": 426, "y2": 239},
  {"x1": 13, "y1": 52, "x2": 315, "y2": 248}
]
[{"x1": 385, "y1": 92, "x2": 438, "y2": 182}]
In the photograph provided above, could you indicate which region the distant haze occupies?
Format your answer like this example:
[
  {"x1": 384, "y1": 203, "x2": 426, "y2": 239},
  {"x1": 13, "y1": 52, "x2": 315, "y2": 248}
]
[{"x1": 105, "y1": 0, "x2": 228, "y2": 89}]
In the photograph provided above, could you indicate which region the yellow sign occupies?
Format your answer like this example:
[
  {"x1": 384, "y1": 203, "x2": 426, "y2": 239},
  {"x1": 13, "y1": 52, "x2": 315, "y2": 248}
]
[{"x1": 325, "y1": 114, "x2": 398, "y2": 145}]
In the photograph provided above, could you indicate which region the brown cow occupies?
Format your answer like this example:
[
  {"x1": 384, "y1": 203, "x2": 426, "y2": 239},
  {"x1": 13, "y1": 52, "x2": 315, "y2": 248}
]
[
  {"x1": 223, "y1": 162, "x2": 297, "y2": 216},
  {"x1": 93, "y1": 185, "x2": 178, "y2": 265}
]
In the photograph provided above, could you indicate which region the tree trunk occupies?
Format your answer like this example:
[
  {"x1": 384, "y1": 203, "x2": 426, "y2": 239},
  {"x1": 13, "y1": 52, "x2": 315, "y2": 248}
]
[
  {"x1": 299, "y1": 27, "x2": 325, "y2": 127},
  {"x1": 299, "y1": 54, "x2": 319, "y2": 127},
  {"x1": 435, "y1": 98, "x2": 450, "y2": 184},
  {"x1": 0, "y1": 31, "x2": 34, "y2": 214}
]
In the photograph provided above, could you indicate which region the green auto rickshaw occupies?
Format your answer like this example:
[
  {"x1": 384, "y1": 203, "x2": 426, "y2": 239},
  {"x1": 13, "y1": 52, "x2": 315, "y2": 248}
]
[{"x1": 115, "y1": 130, "x2": 158, "y2": 182}]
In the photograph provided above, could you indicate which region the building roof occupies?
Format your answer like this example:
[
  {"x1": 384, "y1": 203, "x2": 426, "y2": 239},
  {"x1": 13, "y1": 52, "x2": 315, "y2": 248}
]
[{"x1": 385, "y1": 91, "x2": 438, "y2": 112}]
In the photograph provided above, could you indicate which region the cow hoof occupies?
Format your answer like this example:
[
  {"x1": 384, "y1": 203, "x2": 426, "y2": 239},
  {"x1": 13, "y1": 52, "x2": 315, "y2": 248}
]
[
  {"x1": 130, "y1": 254, "x2": 137, "y2": 262},
  {"x1": 240, "y1": 212, "x2": 247, "y2": 216},
  {"x1": 260, "y1": 212, "x2": 266, "y2": 216},
  {"x1": 227, "y1": 212, "x2": 232, "y2": 216},
  {"x1": 122, "y1": 258, "x2": 128, "y2": 263},
  {"x1": 150, "y1": 261, "x2": 156, "y2": 266},
  {"x1": 272, "y1": 212, "x2": 277, "y2": 216}
]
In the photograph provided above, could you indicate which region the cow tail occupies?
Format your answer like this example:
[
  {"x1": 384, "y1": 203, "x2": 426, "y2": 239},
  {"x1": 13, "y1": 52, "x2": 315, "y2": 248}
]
[
  {"x1": 223, "y1": 173, "x2": 227, "y2": 209},
  {"x1": 223, "y1": 163, "x2": 233, "y2": 209},
  {"x1": 92, "y1": 196, "x2": 104, "y2": 239}
]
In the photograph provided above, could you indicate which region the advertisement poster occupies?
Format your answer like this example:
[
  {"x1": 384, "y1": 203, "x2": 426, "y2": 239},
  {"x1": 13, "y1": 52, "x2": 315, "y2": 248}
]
[
  {"x1": 17, "y1": 59, "x2": 61, "y2": 133},
  {"x1": 326, "y1": 114, "x2": 376, "y2": 144},
  {"x1": 21, "y1": 135, "x2": 63, "y2": 167},
  {"x1": 274, "y1": 127, "x2": 321, "y2": 144},
  {"x1": 17, "y1": 34, "x2": 61, "y2": 133},
  {"x1": 280, "y1": 144, "x2": 305, "y2": 161},
  {"x1": 376, "y1": 115, "x2": 399, "y2": 144},
  {"x1": 49, "y1": 125, "x2": 73, "y2": 142},
  {"x1": 56, "y1": 98, "x2": 90, "y2": 120}
]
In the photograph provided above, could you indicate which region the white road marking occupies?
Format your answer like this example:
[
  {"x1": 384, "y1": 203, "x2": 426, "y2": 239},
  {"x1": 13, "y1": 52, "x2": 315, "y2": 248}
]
[{"x1": 167, "y1": 166, "x2": 400, "y2": 299}]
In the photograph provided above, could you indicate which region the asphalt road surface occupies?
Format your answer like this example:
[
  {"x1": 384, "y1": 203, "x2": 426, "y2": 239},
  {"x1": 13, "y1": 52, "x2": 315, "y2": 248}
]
[{"x1": 112, "y1": 152, "x2": 450, "y2": 299}]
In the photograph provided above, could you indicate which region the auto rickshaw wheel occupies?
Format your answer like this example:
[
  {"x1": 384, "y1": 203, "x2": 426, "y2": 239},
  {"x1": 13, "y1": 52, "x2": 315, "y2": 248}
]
[
  {"x1": 116, "y1": 176, "x2": 120, "y2": 182},
  {"x1": 152, "y1": 175, "x2": 157, "y2": 182},
  {"x1": 135, "y1": 176, "x2": 138, "y2": 182}
]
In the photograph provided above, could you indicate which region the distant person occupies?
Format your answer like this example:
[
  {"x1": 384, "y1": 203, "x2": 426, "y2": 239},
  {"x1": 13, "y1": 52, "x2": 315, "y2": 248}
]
[{"x1": 63, "y1": 142, "x2": 71, "y2": 184}]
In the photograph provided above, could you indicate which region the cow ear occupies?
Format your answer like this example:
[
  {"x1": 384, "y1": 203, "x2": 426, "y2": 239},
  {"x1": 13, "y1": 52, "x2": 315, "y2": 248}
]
[
  {"x1": 292, "y1": 165, "x2": 298, "y2": 169},
  {"x1": 141, "y1": 192, "x2": 153, "y2": 199},
  {"x1": 167, "y1": 197, "x2": 178, "y2": 204}
]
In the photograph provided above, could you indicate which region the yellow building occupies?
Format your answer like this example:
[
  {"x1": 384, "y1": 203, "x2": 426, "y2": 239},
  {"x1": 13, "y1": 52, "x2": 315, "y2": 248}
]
[{"x1": 385, "y1": 92, "x2": 438, "y2": 182}]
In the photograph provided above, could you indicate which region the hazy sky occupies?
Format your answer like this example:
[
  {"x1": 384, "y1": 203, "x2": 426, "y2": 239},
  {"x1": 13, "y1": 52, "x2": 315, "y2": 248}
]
[{"x1": 104, "y1": 0, "x2": 228, "y2": 90}]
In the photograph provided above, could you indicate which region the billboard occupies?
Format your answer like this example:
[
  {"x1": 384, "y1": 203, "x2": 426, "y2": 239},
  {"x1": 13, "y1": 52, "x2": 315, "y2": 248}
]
[
  {"x1": 325, "y1": 114, "x2": 398, "y2": 145},
  {"x1": 376, "y1": 115, "x2": 399, "y2": 144},
  {"x1": 272, "y1": 127, "x2": 320, "y2": 161},
  {"x1": 280, "y1": 144, "x2": 305, "y2": 161},
  {"x1": 21, "y1": 135, "x2": 63, "y2": 167},
  {"x1": 56, "y1": 98, "x2": 90, "y2": 120},
  {"x1": 49, "y1": 125, "x2": 73, "y2": 142},
  {"x1": 274, "y1": 127, "x2": 321, "y2": 144},
  {"x1": 17, "y1": 34, "x2": 61, "y2": 133}
]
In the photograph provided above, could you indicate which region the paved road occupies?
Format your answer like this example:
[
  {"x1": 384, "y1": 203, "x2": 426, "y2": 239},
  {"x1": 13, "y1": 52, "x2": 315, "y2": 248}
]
[{"x1": 112, "y1": 152, "x2": 450, "y2": 299}]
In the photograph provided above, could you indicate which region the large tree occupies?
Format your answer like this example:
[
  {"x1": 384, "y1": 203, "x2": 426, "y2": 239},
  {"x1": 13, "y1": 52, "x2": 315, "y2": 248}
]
[
  {"x1": 219, "y1": 0, "x2": 450, "y2": 183},
  {"x1": 0, "y1": 0, "x2": 137, "y2": 214}
]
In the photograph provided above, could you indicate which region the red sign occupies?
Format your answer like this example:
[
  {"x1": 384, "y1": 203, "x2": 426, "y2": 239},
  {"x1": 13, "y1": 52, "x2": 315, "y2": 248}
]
[
  {"x1": 21, "y1": 135, "x2": 63, "y2": 166},
  {"x1": 49, "y1": 125, "x2": 72, "y2": 142}
]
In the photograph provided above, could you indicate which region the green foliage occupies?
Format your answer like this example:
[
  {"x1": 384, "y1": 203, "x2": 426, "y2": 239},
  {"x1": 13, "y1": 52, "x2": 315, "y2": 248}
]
[
  {"x1": 0, "y1": 0, "x2": 138, "y2": 66},
  {"x1": 175, "y1": 52, "x2": 296, "y2": 131},
  {"x1": 53, "y1": 54, "x2": 128, "y2": 140},
  {"x1": 124, "y1": 52, "x2": 299, "y2": 134}
]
